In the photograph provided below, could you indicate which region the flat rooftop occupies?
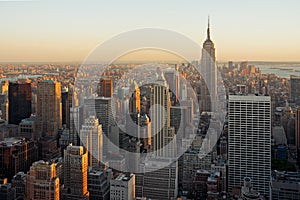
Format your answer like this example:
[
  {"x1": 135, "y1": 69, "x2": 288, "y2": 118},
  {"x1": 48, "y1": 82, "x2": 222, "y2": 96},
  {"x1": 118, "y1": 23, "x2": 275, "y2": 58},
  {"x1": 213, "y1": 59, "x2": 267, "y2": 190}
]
[{"x1": 0, "y1": 137, "x2": 25, "y2": 147}]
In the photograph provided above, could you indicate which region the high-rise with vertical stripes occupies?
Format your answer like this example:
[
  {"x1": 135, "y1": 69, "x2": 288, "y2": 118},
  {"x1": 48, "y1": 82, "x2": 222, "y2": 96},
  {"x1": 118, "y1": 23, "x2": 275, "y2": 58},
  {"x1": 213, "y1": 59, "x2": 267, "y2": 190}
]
[{"x1": 228, "y1": 95, "x2": 271, "y2": 197}]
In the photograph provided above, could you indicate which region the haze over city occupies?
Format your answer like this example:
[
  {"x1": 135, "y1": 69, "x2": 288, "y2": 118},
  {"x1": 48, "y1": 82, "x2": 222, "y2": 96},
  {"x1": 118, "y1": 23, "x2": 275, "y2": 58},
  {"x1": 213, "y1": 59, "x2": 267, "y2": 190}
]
[{"x1": 0, "y1": 0, "x2": 300, "y2": 62}]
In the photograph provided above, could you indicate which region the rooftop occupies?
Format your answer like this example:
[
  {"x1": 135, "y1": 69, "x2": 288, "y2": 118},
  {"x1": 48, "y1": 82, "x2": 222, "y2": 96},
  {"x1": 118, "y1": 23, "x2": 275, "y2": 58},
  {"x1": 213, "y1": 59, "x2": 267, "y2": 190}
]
[
  {"x1": 114, "y1": 173, "x2": 133, "y2": 182},
  {"x1": 20, "y1": 115, "x2": 36, "y2": 124},
  {"x1": 0, "y1": 137, "x2": 25, "y2": 147},
  {"x1": 229, "y1": 94, "x2": 271, "y2": 101}
]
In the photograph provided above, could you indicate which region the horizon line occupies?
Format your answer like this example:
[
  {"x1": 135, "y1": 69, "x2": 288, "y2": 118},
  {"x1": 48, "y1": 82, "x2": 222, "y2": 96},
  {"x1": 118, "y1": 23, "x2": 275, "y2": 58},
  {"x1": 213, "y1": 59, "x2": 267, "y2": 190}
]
[{"x1": 1, "y1": 60, "x2": 300, "y2": 64}]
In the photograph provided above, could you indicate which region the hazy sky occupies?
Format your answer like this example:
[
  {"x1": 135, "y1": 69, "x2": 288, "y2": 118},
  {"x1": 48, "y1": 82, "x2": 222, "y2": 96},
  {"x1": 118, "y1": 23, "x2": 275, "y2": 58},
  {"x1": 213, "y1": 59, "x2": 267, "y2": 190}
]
[{"x1": 0, "y1": 0, "x2": 299, "y2": 62}]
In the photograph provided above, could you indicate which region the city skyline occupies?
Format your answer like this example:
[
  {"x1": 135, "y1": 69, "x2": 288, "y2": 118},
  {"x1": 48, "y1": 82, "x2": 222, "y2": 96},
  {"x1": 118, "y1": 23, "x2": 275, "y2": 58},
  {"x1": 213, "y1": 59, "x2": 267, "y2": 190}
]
[
  {"x1": 0, "y1": 0, "x2": 300, "y2": 62},
  {"x1": 0, "y1": 1, "x2": 300, "y2": 199}
]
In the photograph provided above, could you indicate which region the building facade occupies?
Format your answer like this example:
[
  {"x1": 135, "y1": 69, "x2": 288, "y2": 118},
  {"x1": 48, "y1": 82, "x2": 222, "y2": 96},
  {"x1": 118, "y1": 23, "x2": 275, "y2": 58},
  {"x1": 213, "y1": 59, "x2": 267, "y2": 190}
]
[
  {"x1": 26, "y1": 160, "x2": 60, "y2": 200},
  {"x1": 80, "y1": 116, "x2": 103, "y2": 169},
  {"x1": 62, "y1": 145, "x2": 89, "y2": 200},
  {"x1": 110, "y1": 173, "x2": 135, "y2": 200},
  {"x1": 200, "y1": 18, "x2": 217, "y2": 112},
  {"x1": 0, "y1": 181, "x2": 16, "y2": 200},
  {"x1": 88, "y1": 168, "x2": 111, "y2": 200},
  {"x1": 290, "y1": 75, "x2": 300, "y2": 105},
  {"x1": 12, "y1": 172, "x2": 27, "y2": 200},
  {"x1": 0, "y1": 137, "x2": 38, "y2": 180},
  {"x1": 98, "y1": 78, "x2": 113, "y2": 98},
  {"x1": 36, "y1": 80, "x2": 62, "y2": 138},
  {"x1": 18, "y1": 115, "x2": 36, "y2": 140},
  {"x1": 296, "y1": 107, "x2": 300, "y2": 160},
  {"x1": 149, "y1": 71, "x2": 171, "y2": 157},
  {"x1": 228, "y1": 95, "x2": 271, "y2": 197},
  {"x1": 8, "y1": 82, "x2": 32, "y2": 125},
  {"x1": 136, "y1": 159, "x2": 178, "y2": 200}
]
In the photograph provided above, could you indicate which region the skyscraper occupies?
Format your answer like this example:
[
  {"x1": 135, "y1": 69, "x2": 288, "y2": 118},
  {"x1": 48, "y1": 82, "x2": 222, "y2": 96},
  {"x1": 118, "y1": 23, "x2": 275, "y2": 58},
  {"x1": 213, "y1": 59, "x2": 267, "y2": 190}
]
[
  {"x1": 150, "y1": 70, "x2": 171, "y2": 157},
  {"x1": 62, "y1": 145, "x2": 89, "y2": 200},
  {"x1": 8, "y1": 81, "x2": 32, "y2": 125},
  {"x1": 0, "y1": 138, "x2": 38, "y2": 181},
  {"x1": 12, "y1": 172, "x2": 27, "y2": 200},
  {"x1": 136, "y1": 159, "x2": 178, "y2": 200},
  {"x1": 88, "y1": 168, "x2": 111, "y2": 200},
  {"x1": 84, "y1": 97, "x2": 112, "y2": 136},
  {"x1": 0, "y1": 94, "x2": 8, "y2": 121},
  {"x1": 36, "y1": 80, "x2": 62, "y2": 137},
  {"x1": 80, "y1": 116, "x2": 103, "y2": 169},
  {"x1": 26, "y1": 160, "x2": 60, "y2": 200},
  {"x1": 200, "y1": 17, "x2": 217, "y2": 112},
  {"x1": 127, "y1": 80, "x2": 141, "y2": 140},
  {"x1": 1, "y1": 81, "x2": 8, "y2": 95},
  {"x1": 129, "y1": 80, "x2": 140, "y2": 114},
  {"x1": 290, "y1": 75, "x2": 300, "y2": 105},
  {"x1": 296, "y1": 107, "x2": 300, "y2": 159},
  {"x1": 61, "y1": 86, "x2": 72, "y2": 128},
  {"x1": 97, "y1": 78, "x2": 113, "y2": 98},
  {"x1": 164, "y1": 68, "x2": 180, "y2": 104},
  {"x1": 228, "y1": 95, "x2": 271, "y2": 196},
  {"x1": 70, "y1": 105, "x2": 84, "y2": 146},
  {"x1": 0, "y1": 180, "x2": 16, "y2": 200}
]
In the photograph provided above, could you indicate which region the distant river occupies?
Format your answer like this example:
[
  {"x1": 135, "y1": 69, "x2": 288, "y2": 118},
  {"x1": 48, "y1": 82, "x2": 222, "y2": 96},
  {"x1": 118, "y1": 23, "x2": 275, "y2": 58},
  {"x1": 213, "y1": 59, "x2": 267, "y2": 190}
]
[{"x1": 250, "y1": 62, "x2": 300, "y2": 79}]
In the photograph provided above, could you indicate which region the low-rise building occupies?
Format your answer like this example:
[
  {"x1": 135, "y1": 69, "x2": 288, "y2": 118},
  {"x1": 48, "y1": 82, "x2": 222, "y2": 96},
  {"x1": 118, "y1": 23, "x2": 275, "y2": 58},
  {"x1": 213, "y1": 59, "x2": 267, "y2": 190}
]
[{"x1": 110, "y1": 173, "x2": 135, "y2": 200}]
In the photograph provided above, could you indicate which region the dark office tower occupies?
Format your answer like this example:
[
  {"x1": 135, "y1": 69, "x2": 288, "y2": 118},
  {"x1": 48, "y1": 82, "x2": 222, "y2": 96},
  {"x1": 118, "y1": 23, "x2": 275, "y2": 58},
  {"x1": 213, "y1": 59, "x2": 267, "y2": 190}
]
[
  {"x1": 88, "y1": 168, "x2": 111, "y2": 200},
  {"x1": 170, "y1": 106, "x2": 187, "y2": 137},
  {"x1": 296, "y1": 107, "x2": 300, "y2": 159},
  {"x1": 62, "y1": 88, "x2": 68, "y2": 127},
  {"x1": 164, "y1": 69, "x2": 180, "y2": 104},
  {"x1": 70, "y1": 105, "x2": 84, "y2": 146},
  {"x1": 0, "y1": 94, "x2": 8, "y2": 121},
  {"x1": 61, "y1": 86, "x2": 73, "y2": 128},
  {"x1": 97, "y1": 78, "x2": 113, "y2": 98},
  {"x1": 0, "y1": 138, "x2": 38, "y2": 181},
  {"x1": 0, "y1": 181, "x2": 16, "y2": 200},
  {"x1": 84, "y1": 97, "x2": 112, "y2": 136},
  {"x1": 11, "y1": 172, "x2": 27, "y2": 200},
  {"x1": 36, "y1": 80, "x2": 62, "y2": 138},
  {"x1": 200, "y1": 17, "x2": 217, "y2": 112},
  {"x1": 290, "y1": 75, "x2": 300, "y2": 105},
  {"x1": 8, "y1": 82, "x2": 32, "y2": 125}
]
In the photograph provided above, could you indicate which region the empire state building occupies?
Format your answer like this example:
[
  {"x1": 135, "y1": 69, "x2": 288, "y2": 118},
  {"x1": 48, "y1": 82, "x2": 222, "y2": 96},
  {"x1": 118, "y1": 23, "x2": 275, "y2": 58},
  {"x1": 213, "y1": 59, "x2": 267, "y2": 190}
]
[{"x1": 200, "y1": 18, "x2": 217, "y2": 112}]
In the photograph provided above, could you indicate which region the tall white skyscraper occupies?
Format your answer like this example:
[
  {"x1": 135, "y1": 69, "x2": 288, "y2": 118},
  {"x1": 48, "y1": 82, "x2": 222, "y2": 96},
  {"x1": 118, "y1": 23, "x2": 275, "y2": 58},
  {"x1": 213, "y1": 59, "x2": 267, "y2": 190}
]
[
  {"x1": 80, "y1": 116, "x2": 103, "y2": 169},
  {"x1": 150, "y1": 70, "x2": 173, "y2": 157},
  {"x1": 228, "y1": 95, "x2": 271, "y2": 197},
  {"x1": 200, "y1": 17, "x2": 217, "y2": 112}
]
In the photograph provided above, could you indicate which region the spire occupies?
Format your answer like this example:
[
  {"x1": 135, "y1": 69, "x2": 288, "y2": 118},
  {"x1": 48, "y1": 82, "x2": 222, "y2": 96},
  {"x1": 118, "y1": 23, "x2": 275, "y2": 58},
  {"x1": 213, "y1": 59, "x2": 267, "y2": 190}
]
[{"x1": 207, "y1": 15, "x2": 210, "y2": 40}]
